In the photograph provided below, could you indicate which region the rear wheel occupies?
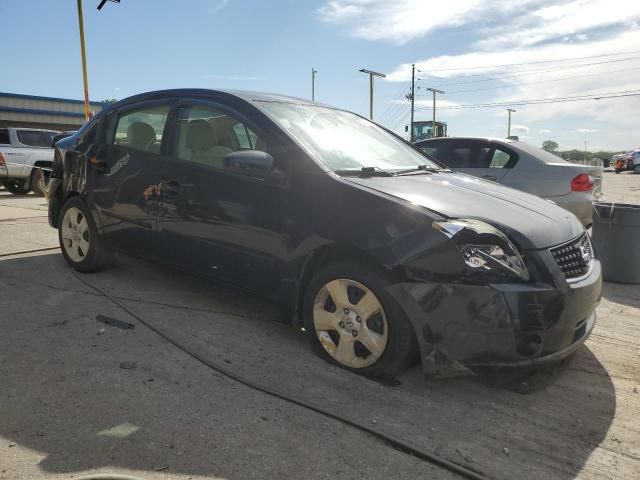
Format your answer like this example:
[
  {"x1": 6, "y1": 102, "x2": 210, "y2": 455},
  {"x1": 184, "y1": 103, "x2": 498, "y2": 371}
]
[
  {"x1": 58, "y1": 197, "x2": 112, "y2": 272},
  {"x1": 1, "y1": 179, "x2": 30, "y2": 195},
  {"x1": 303, "y1": 262, "x2": 416, "y2": 376}
]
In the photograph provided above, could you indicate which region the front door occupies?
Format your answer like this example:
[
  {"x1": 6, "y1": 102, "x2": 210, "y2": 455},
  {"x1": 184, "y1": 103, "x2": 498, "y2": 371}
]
[
  {"x1": 91, "y1": 100, "x2": 172, "y2": 255},
  {"x1": 157, "y1": 100, "x2": 291, "y2": 296}
]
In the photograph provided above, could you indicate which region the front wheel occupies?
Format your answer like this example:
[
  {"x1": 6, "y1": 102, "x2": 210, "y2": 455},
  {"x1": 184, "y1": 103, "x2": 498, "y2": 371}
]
[
  {"x1": 635, "y1": 165, "x2": 640, "y2": 175},
  {"x1": 58, "y1": 197, "x2": 112, "y2": 272},
  {"x1": 303, "y1": 262, "x2": 416, "y2": 377},
  {"x1": 1, "y1": 179, "x2": 30, "y2": 195}
]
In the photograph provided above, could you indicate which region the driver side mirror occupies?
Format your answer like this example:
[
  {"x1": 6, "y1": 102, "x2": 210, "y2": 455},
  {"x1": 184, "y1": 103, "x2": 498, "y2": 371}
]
[{"x1": 223, "y1": 150, "x2": 284, "y2": 183}]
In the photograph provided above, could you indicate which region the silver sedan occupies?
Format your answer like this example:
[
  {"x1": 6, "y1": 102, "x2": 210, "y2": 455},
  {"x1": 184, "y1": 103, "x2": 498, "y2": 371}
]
[{"x1": 415, "y1": 137, "x2": 603, "y2": 226}]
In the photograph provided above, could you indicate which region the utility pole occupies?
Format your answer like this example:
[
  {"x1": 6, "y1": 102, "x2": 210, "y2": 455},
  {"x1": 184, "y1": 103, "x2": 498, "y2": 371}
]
[
  {"x1": 426, "y1": 88, "x2": 445, "y2": 138},
  {"x1": 76, "y1": 0, "x2": 91, "y2": 120},
  {"x1": 359, "y1": 68, "x2": 386, "y2": 120},
  {"x1": 506, "y1": 108, "x2": 516, "y2": 137},
  {"x1": 410, "y1": 64, "x2": 415, "y2": 142},
  {"x1": 311, "y1": 68, "x2": 317, "y2": 102},
  {"x1": 584, "y1": 140, "x2": 587, "y2": 161}
]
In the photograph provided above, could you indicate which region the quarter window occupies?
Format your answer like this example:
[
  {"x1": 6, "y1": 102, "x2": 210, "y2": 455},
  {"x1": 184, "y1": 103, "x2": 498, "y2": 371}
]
[
  {"x1": 0, "y1": 129, "x2": 9, "y2": 145},
  {"x1": 174, "y1": 104, "x2": 264, "y2": 168},
  {"x1": 488, "y1": 147, "x2": 515, "y2": 168},
  {"x1": 112, "y1": 105, "x2": 170, "y2": 153}
]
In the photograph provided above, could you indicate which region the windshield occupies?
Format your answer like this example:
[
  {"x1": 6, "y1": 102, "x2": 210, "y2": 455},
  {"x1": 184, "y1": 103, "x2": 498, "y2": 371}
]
[{"x1": 259, "y1": 102, "x2": 442, "y2": 173}]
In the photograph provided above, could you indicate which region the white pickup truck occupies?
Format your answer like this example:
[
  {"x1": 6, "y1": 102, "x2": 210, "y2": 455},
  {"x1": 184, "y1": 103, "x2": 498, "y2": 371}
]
[{"x1": 0, "y1": 127, "x2": 60, "y2": 195}]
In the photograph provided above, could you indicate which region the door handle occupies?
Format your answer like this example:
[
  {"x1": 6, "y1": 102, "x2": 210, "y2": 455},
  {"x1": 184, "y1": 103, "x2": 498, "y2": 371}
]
[
  {"x1": 90, "y1": 157, "x2": 110, "y2": 174},
  {"x1": 481, "y1": 175, "x2": 498, "y2": 182},
  {"x1": 160, "y1": 179, "x2": 183, "y2": 196}
]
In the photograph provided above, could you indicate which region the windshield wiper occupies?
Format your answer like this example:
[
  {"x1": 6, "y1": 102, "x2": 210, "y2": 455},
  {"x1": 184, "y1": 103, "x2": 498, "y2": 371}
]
[
  {"x1": 394, "y1": 165, "x2": 442, "y2": 175},
  {"x1": 334, "y1": 166, "x2": 396, "y2": 178}
]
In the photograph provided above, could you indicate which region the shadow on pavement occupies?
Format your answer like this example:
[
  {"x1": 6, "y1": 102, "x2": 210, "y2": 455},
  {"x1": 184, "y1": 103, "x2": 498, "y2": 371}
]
[
  {"x1": 601, "y1": 281, "x2": 640, "y2": 308},
  {"x1": 0, "y1": 252, "x2": 617, "y2": 480}
]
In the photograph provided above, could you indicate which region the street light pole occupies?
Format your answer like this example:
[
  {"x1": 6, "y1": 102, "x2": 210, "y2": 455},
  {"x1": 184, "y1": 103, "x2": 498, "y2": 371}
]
[
  {"x1": 359, "y1": 68, "x2": 386, "y2": 120},
  {"x1": 426, "y1": 88, "x2": 444, "y2": 137},
  {"x1": 311, "y1": 68, "x2": 317, "y2": 102},
  {"x1": 76, "y1": 0, "x2": 91, "y2": 120},
  {"x1": 507, "y1": 108, "x2": 516, "y2": 137}
]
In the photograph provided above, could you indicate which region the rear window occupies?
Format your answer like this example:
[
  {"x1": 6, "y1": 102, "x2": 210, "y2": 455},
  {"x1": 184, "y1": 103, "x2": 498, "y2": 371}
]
[
  {"x1": 16, "y1": 130, "x2": 57, "y2": 148},
  {"x1": 0, "y1": 129, "x2": 9, "y2": 145}
]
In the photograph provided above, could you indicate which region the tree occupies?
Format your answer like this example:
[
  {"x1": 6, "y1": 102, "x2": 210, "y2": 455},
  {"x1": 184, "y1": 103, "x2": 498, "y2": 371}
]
[
  {"x1": 101, "y1": 98, "x2": 117, "y2": 105},
  {"x1": 542, "y1": 140, "x2": 558, "y2": 152}
]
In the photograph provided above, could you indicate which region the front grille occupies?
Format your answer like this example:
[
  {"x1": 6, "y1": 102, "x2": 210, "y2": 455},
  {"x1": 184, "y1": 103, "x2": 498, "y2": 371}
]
[{"x1": 550, "y1": 233, "x2": 593, "y2": 280}]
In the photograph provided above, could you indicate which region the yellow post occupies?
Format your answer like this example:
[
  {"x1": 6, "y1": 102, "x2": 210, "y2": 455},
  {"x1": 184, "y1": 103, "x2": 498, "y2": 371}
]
[{"x1": 76, "y1": 0, "x2": 91, "y2": 120}]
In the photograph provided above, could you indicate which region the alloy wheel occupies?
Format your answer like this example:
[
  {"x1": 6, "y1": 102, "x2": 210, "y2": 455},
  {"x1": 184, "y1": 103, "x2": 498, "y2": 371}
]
[
  {"x1": 312, "y1": 278, "x2": 388, "y2": 368},
  {"x1": 61, "y1": 207, "x2": 91, "y2": 263}
]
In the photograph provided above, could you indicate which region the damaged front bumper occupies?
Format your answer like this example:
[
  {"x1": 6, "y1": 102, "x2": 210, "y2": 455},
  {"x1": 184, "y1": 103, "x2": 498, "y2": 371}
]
[{"x1": 387, "y1": 259, "x2": 602, "y2": 376}]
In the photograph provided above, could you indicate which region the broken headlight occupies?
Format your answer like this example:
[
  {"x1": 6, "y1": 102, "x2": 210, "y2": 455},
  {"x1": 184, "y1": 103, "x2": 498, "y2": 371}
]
[{"x1": 433, "y1": 219, "x2": 529, "y2": 282}]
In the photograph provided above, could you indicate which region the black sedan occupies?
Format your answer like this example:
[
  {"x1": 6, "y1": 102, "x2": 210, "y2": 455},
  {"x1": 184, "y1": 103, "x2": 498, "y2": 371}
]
[{"x1": 48, "y1": 89, "x2": 602, "y2": 377}]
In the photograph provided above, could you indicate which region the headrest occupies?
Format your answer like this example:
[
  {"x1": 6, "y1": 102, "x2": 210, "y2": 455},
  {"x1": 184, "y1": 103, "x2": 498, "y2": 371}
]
[
  {"x1": 127, "y1": 122, "x2": 156, "y2": 148},
  {"x1": 187, "y1": 119, "x2": 217, "y2": 151}
]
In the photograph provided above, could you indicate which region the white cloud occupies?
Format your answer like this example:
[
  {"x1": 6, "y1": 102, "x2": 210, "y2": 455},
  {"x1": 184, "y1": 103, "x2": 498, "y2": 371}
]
[
  {"x1": 575, "y1": 128, "x2": 598, "y2": 133},
  {"x1": 539, "y1": 129, "x2": 551, "y2": 133},
  {"x1": 209, "y1": 0, "x2": 229, "y2": 13},
  {"x1": 317, "y1": 0, "x2": 640, "y2": 47},
  {"x1": 511, "y1": 125, "x2": 529, "y2": 133},
  {"x1": 317, "y1": 0, "x2": 498, "y2": 45}
]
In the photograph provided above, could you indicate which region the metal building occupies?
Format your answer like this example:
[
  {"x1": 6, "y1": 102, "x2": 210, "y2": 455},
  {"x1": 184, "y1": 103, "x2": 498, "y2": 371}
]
[{"x1": 0, "y1": 92, "x2": 105, "y2": 131}]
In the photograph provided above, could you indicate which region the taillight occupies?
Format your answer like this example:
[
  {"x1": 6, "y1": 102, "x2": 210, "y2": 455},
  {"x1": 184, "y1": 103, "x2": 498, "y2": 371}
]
[
  {"x1": 571, "y1": 173, "x2": 594, "y2": 192},
  {"x1": 0, "y1": 152, "x2": 5, "y2": 166}
]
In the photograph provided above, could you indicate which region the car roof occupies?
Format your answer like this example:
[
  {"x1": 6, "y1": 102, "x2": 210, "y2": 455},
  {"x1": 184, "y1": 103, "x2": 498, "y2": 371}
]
[
  {"x1": 103, "y1": 88, "x2": 328, "y2": 114},
  {"x1": 417, "y1": 136, "x2": 515, "y2": 144}
]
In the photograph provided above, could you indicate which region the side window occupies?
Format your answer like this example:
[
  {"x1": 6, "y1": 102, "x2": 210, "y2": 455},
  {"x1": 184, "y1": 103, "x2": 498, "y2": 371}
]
[
  {"x1": 112, "y1": 105, "x2": 170, "y2": 153},
  {"x1": 0, "y1": 129, "x2": 10, "y2": 145},
  {"x1": 174, "y1": 104, "x2": 265, "y2": 168},
  {"x1": 450, "y1": 147, "x2": 472, "y2": 167},
  {"x1": 488, "y1": 147, "x2": 517, "y2": 168},
  {"x1": 17, "y1": 130, "x2": 50, "y2": 147}
]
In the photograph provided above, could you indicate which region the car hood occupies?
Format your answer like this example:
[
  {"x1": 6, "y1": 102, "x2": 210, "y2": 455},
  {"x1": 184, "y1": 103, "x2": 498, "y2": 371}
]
[{"x1": 345, "y1": 172, "x2": 584, "y2": 249}]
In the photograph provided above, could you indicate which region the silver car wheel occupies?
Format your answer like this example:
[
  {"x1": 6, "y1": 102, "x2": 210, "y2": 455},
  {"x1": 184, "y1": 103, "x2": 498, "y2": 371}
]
[
  {"x1": 313, "y1": 278, "x2": 388, "y2": 368},
  {"x1": 61, "y1": 207, "x2": 91, "y2": 263}
]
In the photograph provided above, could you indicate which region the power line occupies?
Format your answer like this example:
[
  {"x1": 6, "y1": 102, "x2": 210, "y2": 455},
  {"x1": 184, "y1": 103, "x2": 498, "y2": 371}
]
[
  {"x1": 418, "y1": 48, "x2": 640, "y2": 73},
  {"x1": 445, "y1": 65, "x2": 640, "y2": 94},
  {"x1": 378, "y1": 80, "x2": 412, "y2": 124},
  {"x1": 418, "y1": 55, "x2": 640, "y2": 88},
  {"x1": 413, "y1": 89, "x2": 640, "y2": 111}
]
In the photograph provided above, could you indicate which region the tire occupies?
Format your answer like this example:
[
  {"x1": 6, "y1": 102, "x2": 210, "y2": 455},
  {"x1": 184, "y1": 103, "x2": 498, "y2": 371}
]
[
  {"x1": 1, "y1": 179, "x2": 30, "y2": 195},
  {"x1": 58, "y1": 197, "x2": 112, "y2": 273},
  {"x1": 30, "y1": 168, "x2": 47, "y2": 196},
  {"x1": 635, "y1": 165, "x2": 640, "y2": 175},
  {"x1": 303, "y1": 262, "x2": 416, "y2": 377},
  {"x1": 615, "y1": 169, "x2": 621, "y2": 174}
]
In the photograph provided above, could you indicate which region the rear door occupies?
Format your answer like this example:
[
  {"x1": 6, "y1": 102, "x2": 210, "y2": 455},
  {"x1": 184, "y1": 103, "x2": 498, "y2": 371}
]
[
  {"x1": 90, "y1": 99, "x2": 172, "y2": 255},
  {"x1": 445, "y1": 139, "x2": 513, "y2": 182},
  {"x1": 417, "y1": 139, "x2": 513, "y2": 182}
]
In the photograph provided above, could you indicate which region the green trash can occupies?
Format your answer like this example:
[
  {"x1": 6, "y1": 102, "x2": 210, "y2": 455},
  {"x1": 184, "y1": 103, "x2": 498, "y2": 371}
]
[{"x1": 592, "y1": 203, "x2": 640, "y2": 283}]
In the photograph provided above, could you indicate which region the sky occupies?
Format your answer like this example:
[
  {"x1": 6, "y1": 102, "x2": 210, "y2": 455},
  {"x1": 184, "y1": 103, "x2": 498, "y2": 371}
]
[{"x1": 1, "y1": 0, "x2": 639, "y2": 151}]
